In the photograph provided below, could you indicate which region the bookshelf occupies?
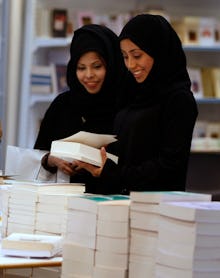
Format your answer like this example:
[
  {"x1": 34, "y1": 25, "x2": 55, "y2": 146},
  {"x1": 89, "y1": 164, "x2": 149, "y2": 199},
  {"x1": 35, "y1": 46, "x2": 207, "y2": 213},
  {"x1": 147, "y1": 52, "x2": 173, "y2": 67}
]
[{"x1": 18, "y1": 0, "x2": 220, "y2": 149}]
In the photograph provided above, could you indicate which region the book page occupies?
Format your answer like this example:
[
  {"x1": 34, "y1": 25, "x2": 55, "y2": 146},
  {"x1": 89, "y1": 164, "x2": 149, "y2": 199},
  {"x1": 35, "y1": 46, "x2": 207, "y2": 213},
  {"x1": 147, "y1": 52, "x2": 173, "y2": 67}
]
[{"x1": 61, "y1": 131, "x2": 117, "y2": 148}]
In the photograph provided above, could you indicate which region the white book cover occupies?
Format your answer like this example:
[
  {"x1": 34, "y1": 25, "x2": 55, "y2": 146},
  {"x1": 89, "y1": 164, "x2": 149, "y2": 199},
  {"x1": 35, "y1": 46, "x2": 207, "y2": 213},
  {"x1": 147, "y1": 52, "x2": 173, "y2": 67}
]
[
  {"x1": 1, "y1": 233, "x2": 63, "y2": 258},
  {"x1": 97, "y1": 200, "x2": 130, "y2": 222},
  {"x1": 51, "y1": 141, "x2": 118, "y2": 167},
  {"x1": 50, "y1": 131, "x2": 118, "y2": 166},
  {"x1": 61, "y1": 131, "x2": 117, "y2": 148},
  {"x1": 159, "y1": 201, "x2": 220, "y2": 222},
  {"x1": 130, "y1": 191, "x2": 211, "y2": 204}
]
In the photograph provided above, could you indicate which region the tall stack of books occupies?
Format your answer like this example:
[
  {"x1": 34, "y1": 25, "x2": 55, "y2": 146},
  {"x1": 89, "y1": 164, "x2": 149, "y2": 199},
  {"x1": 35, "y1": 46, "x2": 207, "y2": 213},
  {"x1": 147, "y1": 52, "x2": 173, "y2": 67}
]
[
  {"x1": 6, "y1": 184, "x2": 39, "y2": 235},
  {"x1": 36, "y1": 189, "x2": 84, "y2": 236},
  {"x1": 129, "y1": 191, "x2": 211, "y2": 278},
  {"x1": 1, "y1": 181, "x2": 85, "y2": 237},
  {"x1": 61, "y1": 195, "x2": 130, "y2": 278},
  {"x1": 156, "y1": 201, "x2": 220, "y2": 277}
]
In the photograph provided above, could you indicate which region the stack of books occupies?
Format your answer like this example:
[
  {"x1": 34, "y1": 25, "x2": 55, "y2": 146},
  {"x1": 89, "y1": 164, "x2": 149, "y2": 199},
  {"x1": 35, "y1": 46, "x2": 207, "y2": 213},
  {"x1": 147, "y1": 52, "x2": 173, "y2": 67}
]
[
  {"x1": 156, "y1": 201, "x2": 220, "y2": 277},
  {"x1": 129, "y1": 191, "x2": 212, "y2": 277},
  {"x1": 61, "y1": 194, "x2": 130, "y2": 278},
  {"x1": 6, "y1": 184, "x2": 39, "y2": 235},
  {"x1": 36, "y1": 190, "x2": 84, "y2": 236},
  {"x1": 1, "y1": 181, "x2": 85, "y2": 237}
]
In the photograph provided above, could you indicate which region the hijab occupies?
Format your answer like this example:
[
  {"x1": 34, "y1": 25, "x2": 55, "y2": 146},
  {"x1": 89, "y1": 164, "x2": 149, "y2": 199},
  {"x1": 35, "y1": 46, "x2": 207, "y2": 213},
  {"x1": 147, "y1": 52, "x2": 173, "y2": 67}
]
[
  {"x1": 66, "y1": 24, "x2": 125, "y2": 118},
  {"x1": 118, "y1": 14, "x2": 191, "y2": 108}
]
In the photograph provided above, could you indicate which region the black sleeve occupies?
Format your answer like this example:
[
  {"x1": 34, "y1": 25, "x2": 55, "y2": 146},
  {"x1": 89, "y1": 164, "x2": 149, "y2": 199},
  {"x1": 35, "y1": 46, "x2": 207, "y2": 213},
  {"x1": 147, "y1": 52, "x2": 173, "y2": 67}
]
[{"x1": 96, "y1": 92, "x2": 198, "y2": 194}]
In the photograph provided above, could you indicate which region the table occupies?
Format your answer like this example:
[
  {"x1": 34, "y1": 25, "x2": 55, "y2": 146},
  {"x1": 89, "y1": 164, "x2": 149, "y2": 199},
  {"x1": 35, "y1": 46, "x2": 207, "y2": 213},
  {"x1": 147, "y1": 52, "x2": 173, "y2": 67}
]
[{"x1": 0, "y1": 252, "x2": 62, "y2": 278}]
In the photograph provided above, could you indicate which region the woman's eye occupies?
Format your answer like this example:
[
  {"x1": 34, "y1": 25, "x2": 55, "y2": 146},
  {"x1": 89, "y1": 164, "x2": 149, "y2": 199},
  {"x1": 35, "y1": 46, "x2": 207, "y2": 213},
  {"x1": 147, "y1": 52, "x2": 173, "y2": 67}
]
[
  {"x1": 93, "y1": 64, "x2": 102, "y2": 69},
  {"x1": 77, "y1": 66, "x2": 85, "y2": 71},
  {"x1": 134, "y1": 54, "x2": 141, "y2": 59}
]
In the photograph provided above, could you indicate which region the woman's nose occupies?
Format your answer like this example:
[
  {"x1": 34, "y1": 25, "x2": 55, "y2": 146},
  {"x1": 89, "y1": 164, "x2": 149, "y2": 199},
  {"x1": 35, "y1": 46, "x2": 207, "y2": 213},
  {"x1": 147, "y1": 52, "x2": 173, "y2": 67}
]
[
  {"x1": 85, "y1": 68, "x2": 94, "y2": 78},
  {"x1": 127, "y1": 57, "x2": 135, "y2": 70}
]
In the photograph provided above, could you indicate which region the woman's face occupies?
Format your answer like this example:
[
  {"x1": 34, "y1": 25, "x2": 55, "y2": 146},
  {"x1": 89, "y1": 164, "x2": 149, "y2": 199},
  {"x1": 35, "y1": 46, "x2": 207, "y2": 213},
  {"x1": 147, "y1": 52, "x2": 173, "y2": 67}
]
[
  {"x1": 120, "y1": 39, "x2": 154, "y2": 83},
  {"x1": 76, "y1": 51, "x2": 106, "y2": 94}
]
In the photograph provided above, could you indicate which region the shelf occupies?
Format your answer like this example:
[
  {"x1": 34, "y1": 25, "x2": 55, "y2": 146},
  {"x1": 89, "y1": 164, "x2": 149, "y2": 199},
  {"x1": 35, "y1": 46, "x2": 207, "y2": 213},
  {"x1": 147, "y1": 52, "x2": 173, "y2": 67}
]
[
  {"x1": 183, "y1": 44, "x2": 220, "y2": 52},
  {"x1": 33, "y1": 37, "x2": 72, "y2": 52},
  {"x1": 191, "y1": 149, "x2": 220, "y2": 154},
  {"x1": 196, "y1": 98, "x2": 220, "y2": 104},
  {"x1": 30, "y1": 94, "x2": 57, "y2": 106}
]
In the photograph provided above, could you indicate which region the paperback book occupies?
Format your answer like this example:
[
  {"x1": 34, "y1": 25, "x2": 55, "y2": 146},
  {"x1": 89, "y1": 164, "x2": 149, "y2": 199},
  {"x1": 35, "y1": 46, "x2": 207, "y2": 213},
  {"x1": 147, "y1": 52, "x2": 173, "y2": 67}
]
[
  {"x1": 50, "y1": 131, "x2": 118, "y2": 167},
  {"x1": 1, "y1": 233, "x2": 63, "y2": 258}
]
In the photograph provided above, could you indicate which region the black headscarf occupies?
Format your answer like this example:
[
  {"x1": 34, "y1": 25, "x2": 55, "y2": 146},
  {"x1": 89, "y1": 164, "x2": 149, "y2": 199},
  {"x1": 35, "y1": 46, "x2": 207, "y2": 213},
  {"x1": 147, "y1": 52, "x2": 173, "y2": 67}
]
[
  {"x1": 66, "y1": 24, "x2": 126, "y2": 117},
  {"x1": 118, "y1": 14, "x2": 191, "y2": 108}
]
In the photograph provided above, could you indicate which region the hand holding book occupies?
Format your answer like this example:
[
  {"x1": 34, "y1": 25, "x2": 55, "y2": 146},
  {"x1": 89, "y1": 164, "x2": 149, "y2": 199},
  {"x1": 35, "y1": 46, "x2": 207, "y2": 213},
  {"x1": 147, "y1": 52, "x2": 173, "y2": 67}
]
[
  {"x1": 74, "y1": 146, "x2": 108, "y2": 177},
  {"x1": 50, "y1": 131, "x2": 118, "y2": 167}
]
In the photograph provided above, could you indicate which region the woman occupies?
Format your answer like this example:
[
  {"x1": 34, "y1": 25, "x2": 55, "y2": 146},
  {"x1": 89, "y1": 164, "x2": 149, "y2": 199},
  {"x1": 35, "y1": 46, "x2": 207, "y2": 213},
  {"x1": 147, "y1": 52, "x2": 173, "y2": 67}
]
[
  {"x1": 34, "y1": 24, "x2": 125, "y2": 186},
  {"x1": 75, "y1": 14, "x2": 198, "y2": 194}
]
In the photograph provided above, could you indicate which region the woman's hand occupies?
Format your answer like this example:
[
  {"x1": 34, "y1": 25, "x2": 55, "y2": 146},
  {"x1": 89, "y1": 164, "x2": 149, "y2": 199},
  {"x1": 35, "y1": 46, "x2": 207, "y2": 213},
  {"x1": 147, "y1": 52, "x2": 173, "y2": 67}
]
[
  {"x1": 74, "y1": 147, "x2": 107, "y2": 177},
  {"x1": 48, "y1": 155, "x2": 79, "y2": 176}
]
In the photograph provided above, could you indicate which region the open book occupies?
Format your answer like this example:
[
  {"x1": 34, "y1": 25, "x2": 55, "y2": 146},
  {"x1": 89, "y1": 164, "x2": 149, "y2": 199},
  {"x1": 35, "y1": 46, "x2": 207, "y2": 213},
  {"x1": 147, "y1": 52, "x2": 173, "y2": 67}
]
[
  {"x1": 50, "y1": 131, "x2": 118, "y2": 167},
  {"x1": 1, "y1": 233, "x2": 63, "y2": 258}
]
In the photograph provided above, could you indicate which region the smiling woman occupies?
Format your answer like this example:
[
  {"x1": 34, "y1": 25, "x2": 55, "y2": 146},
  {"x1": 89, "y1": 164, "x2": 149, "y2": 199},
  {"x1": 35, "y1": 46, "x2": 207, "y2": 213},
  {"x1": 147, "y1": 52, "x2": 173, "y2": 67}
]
[
  {"x1": 34, "y1": 24, "x2": 126, "y2": 192},
  {"x1": 76, "y1": 51, "x2": 107, "y2": 94},
  {"x1": 74, "y1": 14, "x2": 198, "y2": 195}
]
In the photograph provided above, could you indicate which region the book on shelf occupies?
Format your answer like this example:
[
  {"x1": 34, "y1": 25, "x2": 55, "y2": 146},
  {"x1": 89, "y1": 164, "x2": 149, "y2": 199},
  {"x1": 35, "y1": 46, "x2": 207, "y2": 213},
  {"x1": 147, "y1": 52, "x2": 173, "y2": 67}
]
[
  {"x1": 198, "y1": 17, "x2": 216, "y2": 46},
  {"x1": 35, "y1": 7, "x2": 51, "y2": 37},
  {"x1": 171, "y1": 16, "x2": 199, "y2": 45},
  {"x1": 50, "y1": 131, "x2": 118, "y2": 167},
  {"x1": 201, "y1": 67, "x2": 220, "y2": 98},
  {"x1": 187, "y1": 67, "x2": 204, "y2": 98},
  {"x1": 77, "y1": 11, "x2": 95, "y2": 28},
  {"x1": 1, "y1": 233, "x2": 63, "y2": 258},
  {"x1": 54, "y1": 64, "x2": 68, "y2": 93},
  {"x1": 31, "y1": 64, "x2": 56, "y2": 94},
  {"x1": 206, "y1": 122, "x2": 220, "y2": 138},
  {"x1": 51, "y1": 9, "x2": 68, "y2": 37},
  {"x1": 211, "y1": 67, "x2": 220, "y2": 98}
]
